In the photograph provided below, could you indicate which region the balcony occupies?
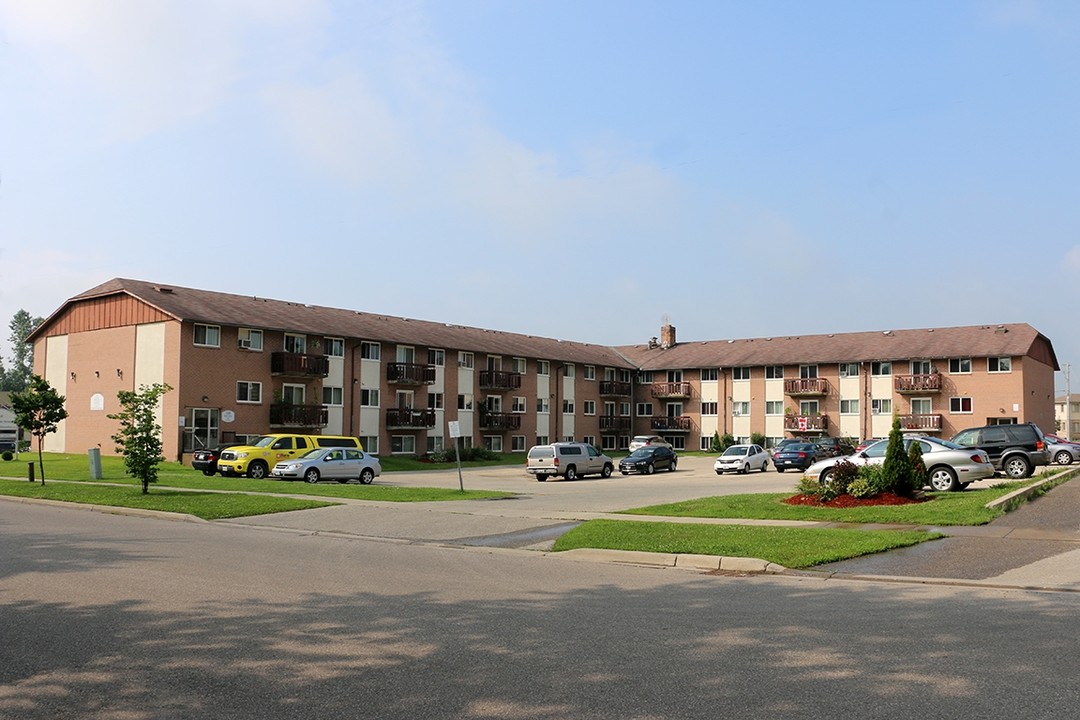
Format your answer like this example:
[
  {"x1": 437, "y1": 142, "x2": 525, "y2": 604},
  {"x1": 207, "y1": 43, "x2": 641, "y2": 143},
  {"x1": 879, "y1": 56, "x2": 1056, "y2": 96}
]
[
  {"x1": 599, "y1": 380, "x2": 632, "y2": 397},
  {"x1": 651, "y1": 382, "x2": 692, "y2": 399},
  {"x1": 599, "y1": 415, "x2": 631, "y2": 432},
  {"x1": 386, "y1": 408, "x2": 437, "y2": 429},
  {"x1": 478, "y1": 412, "x2": 522, "y2": 431},
  {"x1": 895, "y1": 373, "x2": 943, "y2": 394},
  {"x1": 270, "y1": 352, "x2": 329, "y2": 378},
  {"x1": 650, "y1": 415, "x2": 692, "y2": 432},
  {"x1": 783, "y1": 378, "x2": 829, "y2": 397},
  {"x1": 269, "y1": 403, "x2": 328, "y2": 428},
  {"x1": 783, "y1": 414, "x2": 829, "y2": 433},
  {"x1": 478, "y1": 371, "x2": 523, "y2": 391},
  {"x1": 387, "y1": 362, "x2": 436, "y2": 385},
  {"x1": 898, "y1": 413, "x2": 943, "y2": 432}
]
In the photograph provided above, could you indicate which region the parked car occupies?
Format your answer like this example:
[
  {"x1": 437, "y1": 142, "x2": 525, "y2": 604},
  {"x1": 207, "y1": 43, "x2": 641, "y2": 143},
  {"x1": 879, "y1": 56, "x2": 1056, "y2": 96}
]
[
  {"x1": 805, "y1": 436, "x2": 995, "y2": 492},
  {"x1": 218, "y1": 433, "x2": 364, "y2": 479},
  {"x1": 814, "y1": 436, "x2": 855, "y2": 458},
  {"x1": 526, "y1": 442, "x2": 614, "y2": 481},
  {"x1": 1043, "y1": 433, "x2": 1080, "y2": 465},
  {"x1": 855, "y1": 437, "x2": 886, "y2": 453},
  {"x1": 191, "y1": 445, "x2": 232, "y2": 476},
  {"x1": 949, "y1": 422, "x2": 1049, "y2": 479},
  {"x1": 619, "y1": 445, "x2": 678, "y2": 475},
  {"x1": 270, "y1": 446, "x2": 380, "y2": 484},
  {"x1": 771, "y1": 442, "x2": 821, "y2": 472},
  {"x1": 771, "y1": 438, "x2": 806, "y2": 460},
  {"x1": 714, "y1": 444, "x2": 769, "y2": 474},
  {"x1": 628, "y1": 435, "x2": 673, "y2": 452}
]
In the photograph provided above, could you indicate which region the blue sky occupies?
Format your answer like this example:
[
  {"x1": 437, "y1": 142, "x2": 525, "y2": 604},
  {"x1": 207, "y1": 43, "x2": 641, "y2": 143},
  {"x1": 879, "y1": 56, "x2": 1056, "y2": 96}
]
[{"x1": 1, "y1": 1, "x2": 1078, "y2": 386}]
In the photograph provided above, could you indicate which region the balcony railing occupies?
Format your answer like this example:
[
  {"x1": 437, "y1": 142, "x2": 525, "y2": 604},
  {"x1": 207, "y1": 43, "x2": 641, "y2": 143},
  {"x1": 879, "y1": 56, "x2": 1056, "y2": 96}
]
[
  {"x1": 783, "y1": 414, "x2": 829, "y2": 432},
  {"x1": 478, "y1": 371, "x2": 523, "y2": 391},
  {"x1": 650, "y1": 415, "x2": 692, "y2": 432},
  {"x1": 387, "y1": 362, "x2": 436, "y2": 385},
  {"x1": 898, "y1": 413, "x2": 943, "y2": 431},
  {"x1": 478, "y1": 412, "x2": 522, "y2": 431},
  {"x1": 599, "y1": 380, "x2": 632, "y2": 397},
  {"x1": 895, "y1": 373, "x2": 943, "y2": 394},
  {"x1": 783, "y1": 378, "x2": 829, "y2": 396},
  {"x1": 270, "y1": 352, "x2": 329, "y2": 378},
  {"x1": 650, "y1": 382, "x2": 692, "y2": 399},
  {"x1": 385, "y1": 408, "x2": 437, "y2": 429},
  {"x1": 599, "y1": 415, "x2": 631, "y2": 431},
  {"x1": 269, "y1": 403, "x2": 328, "y2": 428}
]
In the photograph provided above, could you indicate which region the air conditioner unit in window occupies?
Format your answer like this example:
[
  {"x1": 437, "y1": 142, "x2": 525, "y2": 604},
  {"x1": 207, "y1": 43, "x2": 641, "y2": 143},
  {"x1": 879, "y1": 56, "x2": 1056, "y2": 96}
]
[
  {"x1": 238, "y1": 338, "x2": 252, "y2": 349},
  {"x1": 732, "y1": 410, "x2": 742, "y2": 416}
]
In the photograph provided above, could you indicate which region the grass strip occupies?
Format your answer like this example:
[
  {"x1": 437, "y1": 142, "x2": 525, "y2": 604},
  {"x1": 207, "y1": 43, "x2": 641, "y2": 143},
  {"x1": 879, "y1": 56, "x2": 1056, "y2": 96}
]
[
  {"x1": 553, "y1": 519, "x2": 941, "y2": 569},
  {"x1": 0, "y1": 478, "x2": 336, "y2": 520}
]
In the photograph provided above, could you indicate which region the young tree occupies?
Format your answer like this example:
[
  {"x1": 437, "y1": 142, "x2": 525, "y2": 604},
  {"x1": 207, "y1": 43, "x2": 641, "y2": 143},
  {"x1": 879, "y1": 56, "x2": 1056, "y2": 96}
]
[
  {"x1": 109, "y1": 383, "x2": 172, "y2": 494},
  {"x1": 10, "y1": 374, "x2": 68, "y2": 484},
  {"x1": 0, "y1": 310, "x2": 44, "y2": 392},
  {"x1": 881, "y1": 416, "x2": 915, "y2": 497}
]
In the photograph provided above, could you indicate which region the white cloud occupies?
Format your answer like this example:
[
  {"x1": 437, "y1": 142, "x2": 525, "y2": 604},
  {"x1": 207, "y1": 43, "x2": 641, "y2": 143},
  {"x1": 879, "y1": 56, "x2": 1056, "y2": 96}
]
[{"x1": 1064, "y1": 245, "x2": 1080, "y2": 271}]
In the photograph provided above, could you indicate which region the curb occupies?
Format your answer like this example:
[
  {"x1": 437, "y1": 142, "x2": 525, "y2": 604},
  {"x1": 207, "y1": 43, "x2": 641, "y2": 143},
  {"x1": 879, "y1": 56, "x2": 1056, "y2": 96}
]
[
  {"x1": 552, "y1": 547, "x2": 786, "y2": 573},
  {"x1": 985, "y1": 466, "x2": 1079, "y2": 510}
]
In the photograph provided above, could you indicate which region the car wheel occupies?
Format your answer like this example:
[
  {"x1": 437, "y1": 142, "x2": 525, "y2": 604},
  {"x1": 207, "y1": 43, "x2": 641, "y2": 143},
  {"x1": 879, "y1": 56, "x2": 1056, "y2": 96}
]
[
  {"x1": 668, "y1": 460, "x2": 677, "y2": 472},
  {"x1": 304, "y1": 468, "x2": 320, "y2": 484},
  {"x1": 928, "y1": 466, "x2": 959, "y2": 492},
  {"x1": 564, "y1": 466, "x2": 578, "y2": 481},
  {"x1": 247, "y1": 461, "x2": 268, "y2": 480},
  {"x1": 1004, "y1": 455, "x2": 1032, "y2": 479},
  {"x1": 360, "y1": 468, "x2": 375, "y2": 484},
  {"x1": 202, "y1": 469, "x2": 216, "y2": 476},
  {"x1": 776, "y1": 467, "x2": 785, "y2": 473},
  {"x1": 537, "y1": 475, "x2": 547, "y2": 482},
  {"x1": 644, "y1": 463, "x2": 655, "y2": 475},
  {"x1": 1054, "y1": 450, "x2": 1073, "y2": 465},
  {"x1": 620, "y1": 471, "x2": 629, "y2": 476},
  {"x1": 715, "y1": 470, "x2": 723, "y2": 475},
  {"x1": 819, "y1": 468, "x2": 833, "y2": 486},
  {"x1": 760, "y1": 461, "x2": 768, "y2": 472},
  {"x1": 601, "y1": 463, "x2": 613, "y2": 478},
  {"x1": 741, "y1": 463, "x2": 749, "y2": 474}
]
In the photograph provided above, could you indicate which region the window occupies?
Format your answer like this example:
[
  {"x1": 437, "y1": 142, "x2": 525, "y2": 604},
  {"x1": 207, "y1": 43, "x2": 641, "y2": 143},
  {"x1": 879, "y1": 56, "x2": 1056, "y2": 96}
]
[
  {"x1": 911, "y1": 398, "x2": 933, "y2": 414},
  {"x1": 427, "y1": 436, "x2": 444, "y2": 453},
  {"x1": 668, "y1": 436, "x2": 686, "y2": 450},
  {"x1": 391, "y1": 435, "x2": 416, "y2": 454},
  {"x1": 457, "y1": 394, "x2": 474, "y2": 410},
  {"x1": 284, "y1": 333, "x2": 306, "y2": 354},
  {"x1": 701, "y1": 402, "x2": 718, "y2": 416},
  {"x1": 193, "y1": 324, "x2": 220, "y2": 347},
  {"x1": 563, "y1": 364, "x2": 575, "y2": 378},
  {"x1": 839, "y1": 363, "x2": 859, "y2": 378},
  {"x1": 324, "y1": 338, "x2": 344, "y2": 357},
  {"x1": 360, "y1": 436, "x2": 379, "y2": 454},
  {"x1": 484, "y1": 436, "x2": 503, "y2": 452},
  {"x1": 732, "y1": 367, "x2": 750, "y2": 381},
  {"x1": 360, "y1": 342, "x2": 380, "y2": 360},
  {"x1": 800, "y1": 400, "x2": 819, "y2": 415},
  {"x1": 733, "y1": 401, "x2": 750, "y2": 416},
  {"x1": 765, "y1": 437, "x2": 783, "y2": 449},
  {"x1": 512, "y1": 396, "x2": 527, "y2": 413},
  {"x1": 636, "y1": 402, "x2": 653, "y2": 416},
  {"x1": 620, "y1": 402, "x2": 631, "y2": 416},
  {"x1": 562, "y1": 400, "x2": 575, "y2": 414},
  {"x1": 427, "y1": 392, "x2": 444, "y2": 409},
  {"x1": 910, "y1": 360, "x2": 931, "y2": 375},
  {"x1": 700, "y1": 436, "x2": 713, "y2": 451},
  {"x1": 871, "y1": 398, "x2": 892, "y2": 414},
  {"x1": 511, "y1": 435, "x2": 526, "y2": 452},
  {"x1": 584, "y1": 365, "x2": 595, "y2": 380},
  {"x1": 601, "y1": 436, "x2": 616, "y2": 451},
  {"x1": 537, "y1": 360, "x2": 550, "y2": 376},
  {"x1": 536, "y1": 397, "x2": 550, "y2": 413},
  {"x1": 536, "y1": 435, "x2": 549, "y2": 446},
  {"x1": 428, "y1": 349, "x2": 445, "y2": 366},
  {"x1": 666, "y1": 370, "x2": 683, "y2": 383},
  {"x1": 765, "y1": 365, "x2": 784, "y2": 379},
  {"x1": 840, "y1": 399, "x2": 859, "y2": 414},
  {"x1": 701, "y1": 368, "x2": 719, "y2": 381},
  {"x1": 183, "y1": 408, "x2": 220, "y2": 452},
  {"x1": 458, "y1": 352, "x2": 474, "y2": 369},
  {"x1": 799, "y1": 365, "x2": 818, "y2": 379},
  {"x1": 361, "y1": 389, "x2": 380, "y2": 407},
  {"x1": 236, "y1": 381, "x2": 262, "y2": 404},
  {"x1": 397, "y1": 346, "x2": 415, "y2": 364},
  {"x1": 322, "y1": 386, "x2": 343, "y2": 406},
  {"x1": 237, "y1": 328, "x2": 263, "y2": 351},
  {"x1": 583, "y1": 400, "x2": 596, "y2": 415},
  {"x1": 486, "y1": 355, "x2": 502, "y2": 372},
  {"x1": 949, "y1": 358, "x2": 972, "y2": 374},
  {"x1": 638, "y1": 371, "x2": 654, "y2": 383},
  {"x1": 766, "y1": 401, "x2": 783, "y2": 415},
  {"x1": 988, "y1": 357, "x2": 1012, "y2": 373},
  {"x1": 512, "y1": 357, "x2": 527, "y2": 374},
  {"x1": 871, "y1": 361, "x2": 892, "y2": 376},
  {"x1": 280, "y1": 384, "x2": 305, "y2": 404},
  {"x1": 950, "y1": 396, "x2": 973, "y2": 413}
]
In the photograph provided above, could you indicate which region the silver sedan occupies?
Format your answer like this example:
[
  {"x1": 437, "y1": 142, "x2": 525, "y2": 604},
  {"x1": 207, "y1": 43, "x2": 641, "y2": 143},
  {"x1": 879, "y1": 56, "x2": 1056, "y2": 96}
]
[
  {"x1": 270, "y1": 447, "x2": 381, "y2": 484},
  {"x1": 805, "y1": 436, "x2": 994, "y2": 492}
]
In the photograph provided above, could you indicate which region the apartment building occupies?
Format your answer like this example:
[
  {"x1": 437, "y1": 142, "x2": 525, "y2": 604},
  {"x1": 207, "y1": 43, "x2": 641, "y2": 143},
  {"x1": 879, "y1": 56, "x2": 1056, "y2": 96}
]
[
  {"x1": 1054, "y1": 394, "x2": 1080, "y2": 440},
  {"x1": 29, "y1": 279, "x2": 1058, "y2": 461}
]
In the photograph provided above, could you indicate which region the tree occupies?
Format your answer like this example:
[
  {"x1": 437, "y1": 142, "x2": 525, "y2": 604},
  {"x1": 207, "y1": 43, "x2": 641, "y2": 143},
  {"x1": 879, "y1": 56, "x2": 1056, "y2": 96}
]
[
  {"x1": 881, "y1": 416, "x2": 915, "y2": 497},
  {"x1": 0, "y1": 310, "x2": 44, "y2": 392},
  {"x1": 109, "y1": 383, "x2": 172, "y2": 494},
  {"x1": 10, "y1": 374, "x2": 68, "y2": 484}
]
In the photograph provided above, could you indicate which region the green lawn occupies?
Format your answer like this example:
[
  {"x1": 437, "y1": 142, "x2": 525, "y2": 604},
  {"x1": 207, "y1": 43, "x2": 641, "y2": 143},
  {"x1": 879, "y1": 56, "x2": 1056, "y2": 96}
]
[{"x1": 553, "y1": 520, "x2": 941, "y2": 569}]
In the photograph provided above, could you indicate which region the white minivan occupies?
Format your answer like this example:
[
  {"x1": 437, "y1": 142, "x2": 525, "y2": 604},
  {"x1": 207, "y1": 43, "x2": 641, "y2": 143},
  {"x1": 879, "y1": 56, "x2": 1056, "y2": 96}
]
[{"x1": 526, "y1": 442, "x2": 614, "y2": 482}]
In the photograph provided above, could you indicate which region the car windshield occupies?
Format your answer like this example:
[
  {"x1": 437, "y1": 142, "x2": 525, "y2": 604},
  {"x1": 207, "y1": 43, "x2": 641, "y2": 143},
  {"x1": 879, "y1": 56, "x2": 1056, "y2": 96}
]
[
  {"x1": 722, "y1": 446, "x2": 748, "y2": 457},
  {"x1": 784, "y1": 443, "x2": 816, "y2": 452},
  {"x1": 252, "y1": 436, "x2": 277, "y2": 448},
  {"x1": 627, "y1": 448, "x2": 653, "y2": 458},
  {"x1": 298, "y1": 448, "x2": 325, "y2": 459}
]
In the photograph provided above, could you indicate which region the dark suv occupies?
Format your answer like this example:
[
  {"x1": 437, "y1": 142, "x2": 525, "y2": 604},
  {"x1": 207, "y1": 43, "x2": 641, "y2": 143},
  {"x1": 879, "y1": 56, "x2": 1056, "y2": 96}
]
[
  {"x1": 949, "y1": 422, "x2": 1049, "y2": 479},
  {"x1": 814, "y1": 436, "x2": 855, "y2": 459}
]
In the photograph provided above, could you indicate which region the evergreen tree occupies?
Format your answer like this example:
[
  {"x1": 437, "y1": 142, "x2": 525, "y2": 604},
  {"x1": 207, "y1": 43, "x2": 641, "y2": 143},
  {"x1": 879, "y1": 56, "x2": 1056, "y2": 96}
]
[
  {"x1": 0, "y1": 310, "x2": 44, "y2": 392},
  {"x1": 881, "y1": 416, "x2": 914, "y2": 496}
]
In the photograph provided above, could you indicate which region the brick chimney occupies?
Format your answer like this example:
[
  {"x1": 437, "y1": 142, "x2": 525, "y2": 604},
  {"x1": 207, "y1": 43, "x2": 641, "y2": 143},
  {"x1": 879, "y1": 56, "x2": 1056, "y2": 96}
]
[{"x1": 660, "y1": 323, "x2": 676, "y2": 349}]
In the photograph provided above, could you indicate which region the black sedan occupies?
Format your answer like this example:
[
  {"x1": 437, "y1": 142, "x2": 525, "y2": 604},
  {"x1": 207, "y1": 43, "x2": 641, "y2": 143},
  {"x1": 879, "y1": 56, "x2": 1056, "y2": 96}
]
[
  {"x1": 618, "y1": 446, "x2": 678, "y2": 475},
  {"x1": 771, "y1": 442, "x2": 821, "y2": 473},
  {"x1": 191, "y1": 445, "x2": 232, "y2": 476}
]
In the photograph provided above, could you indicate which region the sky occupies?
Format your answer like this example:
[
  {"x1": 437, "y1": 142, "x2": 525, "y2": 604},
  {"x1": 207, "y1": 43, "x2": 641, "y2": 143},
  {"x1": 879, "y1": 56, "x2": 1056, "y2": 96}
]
[{"x1": 1, "y1": 0, "x2": 1078, "y2": 388}]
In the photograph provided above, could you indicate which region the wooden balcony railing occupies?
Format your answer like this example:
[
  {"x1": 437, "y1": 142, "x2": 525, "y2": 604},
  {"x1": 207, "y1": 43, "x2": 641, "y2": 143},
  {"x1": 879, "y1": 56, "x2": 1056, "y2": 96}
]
[
  {"x1": 478, "y1": 412, "x2": 522, "y2": 431},
  {"x1": 898, "y1": 413, "x2": 943, "y2": 431},
  {"x1": 650, "y1": 382, "x2": 692, "y2": 399},
  {"x1": 650, "y1": 415, "x2": 692, "y2": 432},
  {"x1": 599, "y1": 415, "x2": 631, "y2": 431},
  {"x1": 270, "y1": 352, "x2": 329, "y2": 378},
  {"x1": 895, "y1": 373, "x2": 943, "y2": 394},
  {"x1": 599, "y1": 380, "x2": 632, "y2": 397},
  {"x1": 385, "y1": 408, "x2": 437, "y2": 429},
  {"x1": 269, "y1": 403, "x2": 328, "y2": 428},
  {"x1": 478, "y1": 371, "x2": 523, "y2": 391},
  {"x1": 783, "y1": 378, "x2": 829, "y2": 396},
  {"x1": 782, "y1": 414, "x2": 829, "y2": 432},
  {"x1": 386, "y1": 363, "x2": 436, "y2": 385}
]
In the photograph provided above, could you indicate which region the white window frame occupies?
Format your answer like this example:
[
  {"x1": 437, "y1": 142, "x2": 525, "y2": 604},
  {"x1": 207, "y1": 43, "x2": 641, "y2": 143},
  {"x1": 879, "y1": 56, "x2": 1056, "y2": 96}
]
[
  {"x1": 871, "y1": 398, "x2": 892, "y2": 414},
  {"x1": 765, "y1": 365, "x2": 784, "y2": 379},
  {"x1": 732, "y1": 367, "x2": 750, "y2": 381},
  {"x1": 950, "y1": 396, "x2": 973, "y2": 414},
  {"x1": 766, "y1": 401, "x2": 783, "y2": 415},
  {"x1": 322, "y1": 386, "x2": 343, "y2": 406},
  {"x1": 361, "y1": 389, "x2": 380, "y2": 407},
  {"x1": 484, "y1": 436, "x2": 503, "y2": 453},
  {"x1": 323, "y1": 337, "x2": 345, "y2": 357},
  {"x1": 988, "y1": 357, "x2": 1012, "y2": 373},
  {"x1": 839, "y1": 363, "x2": 859, "y2": 378},
  {"x1": 512, "y1": 396, "x2": 527, "y2": 413},
  {"x1": 193, "y1": 324, "x2": 220, "y2": 348},
  {"x1": 562, "y1": 399, "x2": 575, "y2": 414},
  {"x1": 511, "y1": 435, "x2": 526, "y2": 452},
  {"x1": 458, "y1": 394, "x2": 474, "y2": 411},
  {"x1": 537, "y1": 360, "x2": 550, "y2": 376},
  {"x1": 949, "y1": 358, "x2": 972, "y2": 374},
  {"x1": 583, "y1": 365, "x2": 595, "y2": 380},
  {"x1": 360, "y1": 342, "x2": 381, "y2": 360},
  {"x1": 583, "y1": 400, "x2": 596, "y2": 416},
  {"x1": 281, "y1": 383, "x2": 305, "y2": 404},
  {"x1": 236, "y1": 381, "x2": 262, "y2": 404},
  {"x1": 429, "y1": 349, "x2": 445, "y2": 366},
  {"x1": 871, "y1": 361, "x2": 892, "y2": 376},
  {"x1": 427, "y1": 392, "x2": 444, "y2": 410},
  {"x1": 537, "y1": 397, "x2": 550, "y2": 413},
  {"x1": 512, "y1": 357, "x2": 527, "y2": 374},
  {"x1": 237, "y1": 328, "x2": 263, "y2": 351},
  {"x1": 636, "y1": 402, "x2": 653, "y2": 416},
  {"x1": 458, "y1": 352, "x2": 474, "y2": 369},
  {"x1": 563, "y1": 364, "x2": 575, "y2": 378},
  {"x1": 732, "y1": 401, "x2": 750, "y2": 416},
  {"x1": 840, "y1": 399, "x2": 859, "y2": 415},
  {"x1": 283, "y1": 333, "x2": 306, "y2": 354},
  {"x1": 701, "y1": 368, "x2": 719, "y2": 381},
  {"x1": 701, "y1": 402, "x2": 718, "y2": 416},
  {"x1": 391, "y1": 435, "x2": 416, "y2": 454}
]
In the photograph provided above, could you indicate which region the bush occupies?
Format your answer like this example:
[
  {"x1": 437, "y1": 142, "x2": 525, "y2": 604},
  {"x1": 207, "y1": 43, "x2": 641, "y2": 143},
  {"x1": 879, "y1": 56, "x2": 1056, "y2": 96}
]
[
  {"x1": 0, "y1": 451, "x2": 12, "y2": 461},
  {"x1": 710, "y1": 431, "x2": 722, "y2": 453},
  {"x1": 720, "y1": 433, "x2": 735, "y2": 451},
  {"x1": 881, "y1": 418, "x2": 915, "y2": 496},
  {"x1": 825, "y1": 459, "x2": 859, "y2": 495},
  {"x1": 750, "y1": 432, "x2": 767, "y2": 448},
  {"x1": 847, "y1": 477, "x2": 875, "y2": 498},
  {"x1": 857, "y1": 464, "x2": 889, "y2": 497},
  {"x1": 796, "y1": 475, "x2": 822, "y2": 497},
  {"x1": 429, "y1": 445, "x2": 501, "y2": 463},
  {"x1": 908, "y1": 441, "x2": 928, "y2": 491}
]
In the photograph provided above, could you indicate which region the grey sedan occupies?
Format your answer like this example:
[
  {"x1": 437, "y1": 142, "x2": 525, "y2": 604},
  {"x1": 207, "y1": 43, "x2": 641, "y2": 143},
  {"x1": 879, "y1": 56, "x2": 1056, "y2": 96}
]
[
  {"x1": 270, "y1": 447, "x2": 381, "y2": 484},
  {"x1": 805, "y1": 436, "x2": 994, "y2": 492}
]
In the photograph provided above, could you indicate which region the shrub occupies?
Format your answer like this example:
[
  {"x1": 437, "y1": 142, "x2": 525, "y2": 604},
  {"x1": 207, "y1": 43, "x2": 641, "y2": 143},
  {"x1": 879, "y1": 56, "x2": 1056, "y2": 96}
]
[
  {"x1": 710, "y1": 431, "x2": 722, "y2": 453},
  {"x1": 847, "y1": 477, "x2": 875, "y2": 498},
  {"x1": 430, "y1": 445, "x2": 501, "y2": 463},
  {"x1": 857, "y1": 464, "x2": 889, "y2": 497},
  {"x1": 825, "y1": 459, "x2": 860, "y2": 495},
  {"x1": 720, "y1": 433, "x2": 735, "y2": 451},
  {"x1": 796, "y1": 476, "x2": 822, "y2": 497},
  {"x1": 908, "y1": 441, "x2": 928, "y2": 491},
  {"x1": 750, "y1": 432, "x2": 766, "y2": 448},
  {"x1": 881, "y1": 417, "x2": 915, "y2": 496},
  {"x1": 0, "y1": 451, "x2": 12, "y2": 461}
]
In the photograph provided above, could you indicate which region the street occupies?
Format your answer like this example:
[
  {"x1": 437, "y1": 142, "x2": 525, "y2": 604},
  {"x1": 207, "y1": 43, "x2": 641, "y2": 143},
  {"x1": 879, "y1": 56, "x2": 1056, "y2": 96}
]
[{"x1": 2, "y1": 499, "x2": 1078, "y2": 719}]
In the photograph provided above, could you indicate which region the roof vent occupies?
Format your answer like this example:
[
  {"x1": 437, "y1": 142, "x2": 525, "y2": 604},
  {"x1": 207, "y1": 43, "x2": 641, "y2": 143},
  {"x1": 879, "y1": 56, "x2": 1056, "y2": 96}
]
[
  {"x1": 995, "y1": 326, "x2": 1008, "y2": 334},
  {"x1": 154, "y1": 286, "x2": 174, "y2": 294},
  {"x1": 883, "y1": 330, "x2": 894, "y2": 336}
]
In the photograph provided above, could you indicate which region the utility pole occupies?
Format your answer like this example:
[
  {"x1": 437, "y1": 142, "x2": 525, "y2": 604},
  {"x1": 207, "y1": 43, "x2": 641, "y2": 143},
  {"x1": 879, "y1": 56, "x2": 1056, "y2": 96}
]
[{"x1": 1066, "y1": 363, "x2": 1072, "y2": 441}]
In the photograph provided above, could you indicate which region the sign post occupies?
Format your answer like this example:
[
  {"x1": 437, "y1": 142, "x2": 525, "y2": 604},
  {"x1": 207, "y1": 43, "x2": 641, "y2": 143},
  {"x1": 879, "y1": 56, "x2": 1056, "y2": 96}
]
[{"x1": 448, "y1": 421, "x2": 464, "y2": 492}]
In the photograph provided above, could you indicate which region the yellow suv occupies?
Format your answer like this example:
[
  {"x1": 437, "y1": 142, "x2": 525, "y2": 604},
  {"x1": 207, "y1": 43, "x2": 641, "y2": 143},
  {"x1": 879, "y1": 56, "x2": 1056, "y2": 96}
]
[{"x1": 216, "y1": 434, "x2": 363, "y2": 479}]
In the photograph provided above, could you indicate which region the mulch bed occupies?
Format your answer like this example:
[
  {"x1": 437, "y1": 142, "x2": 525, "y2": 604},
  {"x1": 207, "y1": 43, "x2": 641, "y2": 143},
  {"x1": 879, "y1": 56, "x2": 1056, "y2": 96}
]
[{"x1": 784, "y1": 492, "x2": 927, "y2": 508}]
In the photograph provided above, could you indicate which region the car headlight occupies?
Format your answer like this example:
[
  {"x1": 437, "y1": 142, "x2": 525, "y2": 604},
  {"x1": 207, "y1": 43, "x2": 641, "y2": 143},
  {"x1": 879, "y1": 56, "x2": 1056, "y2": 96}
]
[{"x1": 236, "y1": 452, "x2": 249, "y2": 459}]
